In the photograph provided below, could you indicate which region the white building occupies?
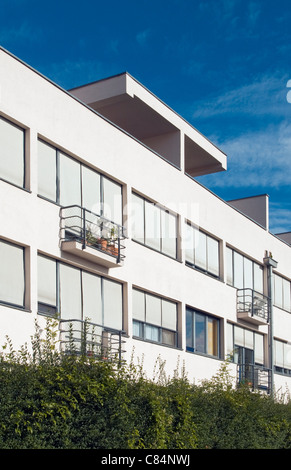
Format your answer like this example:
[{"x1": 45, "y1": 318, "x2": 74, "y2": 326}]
[{"x1": 0, "y1": 46, "x2": 290, "y2": 396}]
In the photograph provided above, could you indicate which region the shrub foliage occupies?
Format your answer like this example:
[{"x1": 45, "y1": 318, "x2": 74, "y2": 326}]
[{"x1": 0, "y1": 319, "x2": 290, "y2": 449}]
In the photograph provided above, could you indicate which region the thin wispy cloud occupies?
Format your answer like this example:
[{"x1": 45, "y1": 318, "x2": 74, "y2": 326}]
[
  {"x1": 0, "y1": 22, "x2": 42, "y2": 44},
  {"x1": 136, "y1": 28, "x2": 151, "y2": 47},
  {"x1": 200, "y1": 122, "x2": 291, "y2": 190},
  {"x1": 192, "y1": 74, "x2": 289, "y2": 120}
]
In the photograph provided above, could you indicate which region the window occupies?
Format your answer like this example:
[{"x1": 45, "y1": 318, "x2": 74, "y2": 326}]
[
  {"x1": 226, "y1": 247, "x2": 263, "y2": 293},
  {"x1": 186, "y1": 307, "x2": 220, "y2": 357},
  {"x1": 227, "y1": 323, "x2": 265, "y2": 365},
  {"x1": 132, "y1": 193, "x2": 177, "y2": 258},
  {"x1": 274, "y1": 274, "x2": 291, "y2": 312},
  {"x1": 0, "y1": 239, "x2": 25, "y2": 308},
  {"x1": 185, "y1": 223, "x2": 219, "y2": 277},
  {"x1": 132, "y1": 288, "x2": 177, "y2": 347},
  {"x1": 274, "y1": 339, "x2": 291, "y2": 375},
  {"x1": 37, "y1": 255, "x2": 123, "y2": 330},
  {"x1": 0, "y1": 116, "x2": 25, "y2": 188},
  {"x1": 37, "y1": 139, "x2": 122, "y2": 225}
]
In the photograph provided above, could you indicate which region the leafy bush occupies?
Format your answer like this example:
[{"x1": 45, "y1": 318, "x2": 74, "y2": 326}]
[{"x1": 0, "y1": 319, "x2": 290, "y2": 449}]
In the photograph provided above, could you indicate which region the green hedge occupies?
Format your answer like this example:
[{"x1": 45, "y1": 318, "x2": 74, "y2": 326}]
[{"x1": 0, "y1": 319, "x2": 290, "y2": 449}]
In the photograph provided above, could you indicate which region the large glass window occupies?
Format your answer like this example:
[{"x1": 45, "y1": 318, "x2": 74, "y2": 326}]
[
  {"x1": 274, "y1": 274, "x2": 291, "y2": 312},
  {"x1": 186, "y1": 307, "x2": 220, "y2": 357},
  {"x1": 37, "y1": 255, "x2": 123, "y2": 330},
  {"x1": 0, "y1": 116, "x2": 25, "y2": 187},
  {"x1": 37, "y1": 139, "x2": 122, "y2": 225},
  {"x1": 37, "y1": 140, "x2": 57, "y2": 201},
  {"x1": 132, "y1": 193, "x2": 177, "y2": 259},
  {"x1": 226, "y1": 247, "x2": 264, "y2": 293},
  {"x1": 274, "y1": 339, "x2": 291, "y2": 375},
  {"x1": 185, "y1": 223, "x2": 219, "y2": 278},
  {"x1": 0, "y1": 239, "x2": 25, "y2": 308},
  {"x1": 132, "y1": 288, "x2": 177, "y2": 347},
  {"x1": 227, "y1": 323, "x2": 265, "y2": 365}
]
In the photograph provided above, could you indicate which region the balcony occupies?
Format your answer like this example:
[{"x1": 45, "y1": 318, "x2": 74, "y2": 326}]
[
  {"x1": 59, "y1": 319, "x2": 126, "y2": 363},
  {"x1": 237, "y1": 289, "x2": 269, "y2": 325},
  {"x1": 60, "y1": 205, "x2": 125, "y2": 268},
  {"x1": 237, "y1": 363, "x2": 271, "y2": 394}
]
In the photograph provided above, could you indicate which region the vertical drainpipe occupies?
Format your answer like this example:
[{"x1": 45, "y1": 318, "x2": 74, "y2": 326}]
[{"x1": 263, "y1": 253, "x2": 278, "y2": 397}]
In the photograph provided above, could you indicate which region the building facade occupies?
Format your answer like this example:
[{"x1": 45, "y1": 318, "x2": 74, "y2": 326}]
[{"x1": 0, "y1": 47, "x2": 290, "y2": 395}]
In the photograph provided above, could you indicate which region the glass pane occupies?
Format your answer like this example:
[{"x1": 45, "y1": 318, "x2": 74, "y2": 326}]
[
  {"x1": 103, "y1": 177, "x2": 122, "y2": 226},
  {"x1": 274, "y1": 340, "x2": 284, "y2": 368},
  {"x1": 82, "y1": 271, "x2": 102, "y2": 325},
  {"x1": 145, "y1": 201, "x2": 161, "y2": 251},
  {"x1": 245, "y1": 329, "x2": 254, "y2": 349},
  {"x1": 254, "y1": 333, "x2": 264, "y2": 364},
  {"x1": 131, "y1": 194, "x2": 145, "y2": 243},
  {"x1": 284, "y1": 343, "x2": 291, "y2": 369},
  {"x1": 37, "y1": 256, "x2": 56, "y2": 306},
  {"x1": 195, "y1": 230, "x2": 206, "y2": 270},
  {"x1": 59, "y1": 264, "x2": 82, "y2": 320},
  {"x1": 82, "y1": 166, "x2": 101, "y2": 214},
  {"x1": 0, "y1": 240, "x2": 24, "y2": 307},
  {"x1": 0, "y1": 117, "x2": 24, "y2": 187},
  {"x1": 162, "y1": 329, "x2": 176, "y2": 346},
  {"x1": 146, "y1": 293, "x2": 161, "y2": 326},
  {"x1": 132, "y1": 289, "x2": 145, "y2": 321},
  {"x1": 103, "y1": 279, "x2": 123, "y2": 330},
  {"x1": 226, "y1": 322, "x2": 233, "y2": 357},
  {"x1": 207, "y1": 236, "x2": 219, "y2": 276},
  {"x1": 59, "y1": 153, "x2": 81, "y2": 206},
  {"x1": 186, "y1": 309, "x2": 193, "y2": 350},
  {"x1": 283, "y1": 278, "x2": 291, "y2": 312},
  {"x1": 145, "y1": 324, "x2": 159, "y2": 342},
  {"x1": 253, "y1": 263, "x2": 263, "y2": 294},
  {"x1": 185, "y1": 223, "x2": 195, "y2": 264},
  {"x1": 161, "y1": 210, "x2": 177, "y2": 258},
  {"x1": 244, "y1": 257, "x2": 253, "y2": 290},
  {"x1": 195, "y1": 313, "x2": 206, "y2": 353},
  {"x1": 133, "y1": 320, "x2": 143, "y2": 338},
  {"x1": 226, "y1": 247, "x2": 233, "y2": 285},
  {"x1": 274, "y1": 275, "x2": 283, "y2": 308},
  {"x1": 38, "y1": 140, "x2": 57, "y2": 201},
  {"x1": 207, "y1": 317, "x2": 219, "y2": 356},
  {"x1": 234, "y1": 325, "x2": 245, "y2": 347},
  {"x1": 161, "y1": 299, "x2": 177, "y2": 330},
  {"x1": 233, "y1": 252, "x2": 244, "y2": 289}
]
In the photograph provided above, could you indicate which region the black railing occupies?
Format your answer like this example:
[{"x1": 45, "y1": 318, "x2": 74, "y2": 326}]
[
  {"x1": 237, "y1": 363, "x2": 271, "y2": 394},
  {"x1": 59, "y1": 319, "x2": 126, "y2": 364},
  {"x1": 60, "y1": 205, "x2": 126, "y2": 263},
  {"x1": 237, "y1": 288, "x2": 269, "y2": 322}
]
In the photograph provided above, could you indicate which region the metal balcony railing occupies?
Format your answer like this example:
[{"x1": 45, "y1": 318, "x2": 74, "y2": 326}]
[
  {"x1": 59, "y1": 319, "x2": 126, "y2": 364},
  {"x1": 237, "y1": 288, "x2": 269, "y2": 323},
  {"x1": 60, "y1": 205, "x2": 126, "y2": 263},
  {"x1": 237, "y1": 363, "x2": 271, "y2": 394}
]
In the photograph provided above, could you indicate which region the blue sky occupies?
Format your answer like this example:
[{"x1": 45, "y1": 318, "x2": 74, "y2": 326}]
[{"x1": 1, "y1": 0, "x2": 290, "y2": 234}]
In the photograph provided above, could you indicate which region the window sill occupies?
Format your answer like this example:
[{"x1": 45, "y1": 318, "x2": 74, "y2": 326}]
[
  {"x1": 0, "y1": 177, "x2": 31, "y2": 193},
  {"x1": 132, "y1": 239, "x2": 181, "y2": 263},
  {"x1": 132, "y1": 335, "x2": 182, "y2": 351},
  {"x1": 0, "y1": 301, "x2": 31, "y2": 313},
  {"x1": 185, "y1": 348, "x2": 222, "y2": 361}
]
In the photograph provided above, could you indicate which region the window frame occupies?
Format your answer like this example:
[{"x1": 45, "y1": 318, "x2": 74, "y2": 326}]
[
  {"x1": 226, "y1": 246, "x2": 264, "y2": 294},
  {"x1": 0, "y1": 238, "x2": 26, "y2": 309},
  {"x1": 273, "y1": 273, "x2": 291, "y2": 313},
  {"x1": 186, "y1": 307, "x2": 221, "y2": 358},
  {"x1": 37, "y1": 139, "x2": 123, "y2": 225},
  {"x1": 185, "y1": 222, "x2": 220, "y2": 279},
  {"x1": 0, "y1": 115, "x2": 26, "y2": 189},
  {"x1": 131, "y1": 192, "x2": 178, "y2": 260},
  {"x1": 37, "y1": 255, "x2": 124, "y2": 331},
  {"x1": 132, "y1": 288, "x2": 178, "y2": 348}
]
